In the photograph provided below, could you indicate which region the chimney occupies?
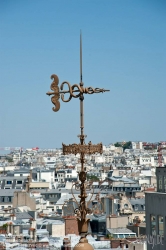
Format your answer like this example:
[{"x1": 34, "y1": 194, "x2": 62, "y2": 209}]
[
  {"x1": 26, "y1": 175, "x2": 30, "y2": 193},
  {"x1": 7, "y1": 223, "x2": 10, "y2": 234},
  {"x1": 61, "y1": 238, "x2": 71, "y2": 250},
  {"x1": 30, "y1": 218, "x2": 36, "y2": 229},
  {"x1": 33, "y1": 229, "x2": 36, "y2": 241},
  {"x1": 30, "y1": 170, "x2": 32, "y2": 182},
  {"x1": 39, "y1": 169, "x2": 41, "y2": 181},
  {"x1": 10, "y1": 214, "x2": 16, "y2": 221},
  {"x1": 9, "y1": 223, "x2": 13, "y2": 235},
  {"x1": 0, "y1": 243, "x2": 6, "y2": 250},
  {"x1": 120, "y1": 240, "x2": 124, "y2": 249},
  {"x1": 29, "y1": 228, "x2": 36, "y2": 241},
  {"x1": 29, "y1": 229, "x2": 33, "y2": 240}
]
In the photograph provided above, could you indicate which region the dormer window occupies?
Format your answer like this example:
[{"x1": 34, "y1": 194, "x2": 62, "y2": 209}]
[
  {"x1": 135, "y1": 204, "x2": 139, "y2": 211},
  {"x1": 124, "y1": 204, "x2": 128, "y2": 209}
]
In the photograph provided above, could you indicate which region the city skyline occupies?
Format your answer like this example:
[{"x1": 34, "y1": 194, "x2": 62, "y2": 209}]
[{"x1": 0, "y1": 0, "x2": 166, "y2": 149}]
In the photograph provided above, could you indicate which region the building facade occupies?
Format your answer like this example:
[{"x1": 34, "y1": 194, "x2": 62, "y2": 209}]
[{"x1": 145, "y1": 167, "x2": 166, "y2": 250}]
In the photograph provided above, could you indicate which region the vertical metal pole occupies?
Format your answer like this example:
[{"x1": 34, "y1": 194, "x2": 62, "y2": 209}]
[
  {"x1": 79, "y1": 32, "x2": 87, "y2": 239},
  {"x1": 80, "y1": 31, "x2": 84, "y2": 150}
]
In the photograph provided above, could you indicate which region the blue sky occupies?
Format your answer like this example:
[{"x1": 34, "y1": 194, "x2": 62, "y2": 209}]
[{"x1": 0, "y1": 0, "x2": 166, "y2": 149}]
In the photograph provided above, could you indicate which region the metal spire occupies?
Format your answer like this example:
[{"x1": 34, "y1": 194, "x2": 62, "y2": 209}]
[
  {"x1": 46, "y1": 33, "x2": 110, "y2": 250},
  {"x1": 80, "y1": 31, "x2": 83, "y2": 83}
]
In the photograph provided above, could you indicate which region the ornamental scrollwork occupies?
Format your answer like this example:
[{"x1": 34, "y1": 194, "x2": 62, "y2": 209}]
[
  {"x1": 47, "y1": 74, "x2": 60, "y2": 112},
  {"x1": 70, "y1": 180, "x2": 104, "y2": 217},
  {"x1": 46, "y1": 74, "x2": 109, "y2": 112},
  {"x1": 62, "y1": 141, "x2": 103, "y2": 155}
]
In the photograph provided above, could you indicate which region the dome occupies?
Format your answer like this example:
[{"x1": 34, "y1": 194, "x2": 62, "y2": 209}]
[{"x1": 73, "y1": 237, "x2": 93, "y2": 250}]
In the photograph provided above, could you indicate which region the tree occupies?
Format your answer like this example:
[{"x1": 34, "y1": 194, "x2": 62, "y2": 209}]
[
  {"x1": 114, "y1": 142, "x2": 122, "y2": 147},
  {"x1": 5, "y1": 157, "x2": 13, "y2": 162},
  {"x1": 1, "y1": 223, "x2": 8, "y2": 231},
  {"x1": 123, "y1": 141, "x2": 132, "y2": 151}
]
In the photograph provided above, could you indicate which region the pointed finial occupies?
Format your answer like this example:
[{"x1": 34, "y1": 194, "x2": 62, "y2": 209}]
[{"x1": 80, "y1": 30, "x2": 83, "y2": 84}]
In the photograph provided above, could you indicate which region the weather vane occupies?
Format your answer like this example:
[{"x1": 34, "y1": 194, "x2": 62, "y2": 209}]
[{"x1": 46, "y1": 32, "x2": 109, "y2": 250}]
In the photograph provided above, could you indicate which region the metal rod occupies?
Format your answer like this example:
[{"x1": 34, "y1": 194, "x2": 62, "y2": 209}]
[
  {"x1": 80, "y1": 31, "x2": 84, "y2": 148},
  {"x1": 80, "y1": 31, "x2": 82, "y2": 83},
  {"x1": 47, "y1": 88, "x2": 110, "y2": 96}
]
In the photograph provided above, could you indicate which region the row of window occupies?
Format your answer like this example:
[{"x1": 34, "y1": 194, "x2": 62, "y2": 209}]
[
  {"x1": 57, "y1": 174, "x2": 73, "y2": 178},
  {"x1": 0, "y1": 187, "x2": 23, "y2": 190},
  {"x1": 55, "y1": 178, "x2": 64, "y2": 182},
  {"x1": 48, "y1": 194, "x2": 58, "y2": 198},
  {"x1": 0, "y1": 180, "x2": 22, "y2": 185},
  {"x1": 123, "y1": 203, "x2": 145, "y2": 211},
  {"x1": 132, "y1": 204, "x2": 145, "y2": 211},
  {"x1": 142, "y1": 159, "x2": 151, "y2": 162},
  {"x1": 151, "y1": 215, "x2": 164, "y2": 236},
  {"x1": 0, "y1": 197, "x2": 12, "y2": 202},
  {"x1": 114, "y1": 187, "x2": 140, "y2": 192},
  {"x1": 158, "y1": 175, "x2": 166, "y2": 192},
  {"x1": 1, "y1": 205, "x2": 11, "y2": 209}
]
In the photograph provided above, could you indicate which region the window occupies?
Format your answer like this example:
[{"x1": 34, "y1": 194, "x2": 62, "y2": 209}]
[
  {"x1": 143, "y1": 216, "x2": 146, "y2": 223},
  {"x1": 119, "y1": 234, "x2": 124, "y2": 238},
  {"x1": 7, "y1": 181, "x2": 12, "y2": 185},
  {"x1": 142, "y1": 205, "x2": 145, "y2": 210},
  {"x1": 151, "y1": 215, "x2": 156, "y2": 235},
  {"x1": 158, "y1": 216, "x2": 164, "y2": 236},
  {"x1": 164, "y1": 176, "x2": 166, "y2": 192},
  {"x1": 134, "y1": 204, "x2": 139, "y2": 211},
  {"x1": 17, "y1": 181, "x2": 22, "y2": 184},
  {"x1": 158, "y1": 176, "x2": 163, "y2": 191},
  {"x1": 41, "y1": 224, "x2": 46, "y2": 229}
]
